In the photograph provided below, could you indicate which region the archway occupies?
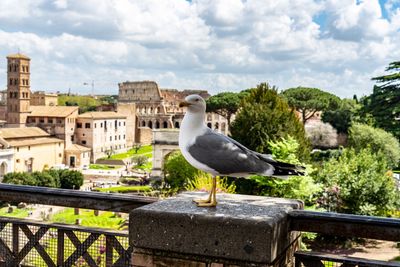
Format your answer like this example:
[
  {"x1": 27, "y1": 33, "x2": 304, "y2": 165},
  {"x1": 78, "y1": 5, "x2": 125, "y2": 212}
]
[
  {"x1": 0, "y1": 162, "x2": 7, "y2": 177},
  {"x1": 174, "y1": 121, "x2": 180, "y2": 128},
  {"x1": 148, "y1": 121, "x2": 153, "y2": 129},
  {"x1": 163, "y1": 121, "x2": 168, "y2": 128},
  {"x1": 207, "y1": 122, "x2": 212, "y2": 128},
  {"x1": 141, "y1": 120, "x2": 146, "y2": 127},
  {"x1": 155, "y1": 121, "x2": 160, "y2": 129}
]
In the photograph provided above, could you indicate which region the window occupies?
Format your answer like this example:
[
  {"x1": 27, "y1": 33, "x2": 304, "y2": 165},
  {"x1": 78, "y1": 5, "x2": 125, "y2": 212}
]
[
  {"x1": 57, "y1": 119, "x2": 62, "y2": 124},
  {"x1": 16, "y1": 159, "x2": 20, "y2": 163},
  {"x1": 71, "y1": 136, "x2": 74, "y2": 142},
  {"x1": 77, "y1": 123, "x2": 82, "y2": 128},
  {"x1": 115, "y1": 135, "x2": 117, "y2": 140},
  {"x1": 17, "y1": 148, "x2": 19, "y2": 152},
  {"x1": 28, "y1": 146, "x2": 30, "y2": 151},
  {"x1": 82, "y1": 133, "x2": 85, "y2": 137},
  {"x1": 9, "y1": 79, "x2": 12, "y2": 86},
  {"x1": 119, "y1": 122, "x2": 121, "y2": 126},
  {"x1": 123, "y1": 135, "x2": 125, "y2": 139},
  {"x1": 85, "y1": 123, "x2": 91, "y2": 128},
  {"x1": 59, "y1": 153, "x2": 62, "y2": 157},
  {"x1": 48, "y1": 118, "x2": 53, "y2": 123},
  {"x1": 81, "y1": 140, "x2": 87, "y2": 145},
  {"x1": 114, "y1": 120, "x2": 117, "y2": 129},
  {"x1": 39, "y1": 118, "x2": 44, "y2": 123},
  {"x1": 124, "y1": 122, "x2": 126, "y2": 126},
  {"x1": 110, "y1": 136, "x2": 112, "y2": 141},
  {"x1": 94, "y1": 123, "x2": 96, "y2": 128},
  {"x1": 118, "y1": 135, "x2": 121, "y2": 140},
  {"x1": 100, "y1": 123, "x2": 103, "y2": 128}
]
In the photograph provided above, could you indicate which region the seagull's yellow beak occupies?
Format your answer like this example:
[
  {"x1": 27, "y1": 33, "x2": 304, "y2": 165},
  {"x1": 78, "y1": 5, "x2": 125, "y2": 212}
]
[{"x1": 179, "y1": 101, "x2": 191, "y2": 107}]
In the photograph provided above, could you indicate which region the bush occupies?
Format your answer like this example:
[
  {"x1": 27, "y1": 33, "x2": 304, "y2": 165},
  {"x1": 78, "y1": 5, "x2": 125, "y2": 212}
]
[
  {"x1": 132, "y1": 155, "x2": 148, "y2": 167},
  {"x1": 314, "y1": 148, "x2": 398, "y2": 216},
  {"x1": 163, "y1": 151, "x2": 198, "y2": 190},
  {"x1": 2, "y1": 172, "x2": 36, "y2": 186},
  {"x1": 185, "y1": 172, "x2": 236, "y2": 194},
  {"x1": 348, "y1": 123, "x2": 400, "y2": 168},
  {"x1": 305, "y1": 121, "x2": 338, "y2": 149},
  {"x1": 31, "y1": 171, "x2": 58, "y2": 188},
  {"x1": 59, "y1": 170, "x2": 84, "y2": 190}
]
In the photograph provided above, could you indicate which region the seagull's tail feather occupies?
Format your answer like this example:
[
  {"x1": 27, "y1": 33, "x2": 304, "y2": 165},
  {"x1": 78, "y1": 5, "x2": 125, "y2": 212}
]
[{"x1": 256, "y1": 153, "x2": 305, "y2": 178}]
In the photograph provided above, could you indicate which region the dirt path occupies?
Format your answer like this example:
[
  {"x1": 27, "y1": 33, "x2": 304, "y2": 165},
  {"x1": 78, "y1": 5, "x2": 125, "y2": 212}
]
[{"x1": 316, "y1": 240, "x2": 399, "y2": 261}]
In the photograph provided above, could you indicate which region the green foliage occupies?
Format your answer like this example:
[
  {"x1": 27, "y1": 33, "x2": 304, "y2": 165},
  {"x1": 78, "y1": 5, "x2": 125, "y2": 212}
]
[
  {"x1": 163, "y1": 151, "x2": 199, "y2": 190},
  {"x1": 206, "y1": 92, "x2": 244, "y2": 126},
  {"x1": 108, "y1": 145, "x2": 152, "y2": 160},
  {"x1": 230, "y1": 83, "x2": 310, "y2": 161},
  {"x1": 314, "y1": 148, "x2": 397, "y2": 216},
  {"x1": 89, "y1": 164, "x2": 118, "y2": 170},
  {"x1": 250, "y1": 137, "x2": 320, "y2": 206},
  {"x1": 31, "y1": 171, "x2": 58, "y2": 188},
  {"x1": 348, "y1": 123, "x2": 400, "y2": 168},
  {"x1": 58, "y1": 94, "x2": 102, "y2": 113},
  {"x1": 362, "y1": 61, "x2": 400, "y2": 138},
  {"x1": 185, "y1": 172, "x2": 236, "y2": 194},
  {"x1": 59, "y1": 170, "x2": 84, "y2": 190},
  {"x1": 132, "y1": 155, "x2": 148, "y2": 167},
  {"x1": 93, "y1": 185, "x2": 152, "y2": 193},
  {"x1": 282, "y1": 87, "x2": 340, "y2": 124},
  {"x1": 3, "y1": 172, "x2": 37, "y2": 186}
]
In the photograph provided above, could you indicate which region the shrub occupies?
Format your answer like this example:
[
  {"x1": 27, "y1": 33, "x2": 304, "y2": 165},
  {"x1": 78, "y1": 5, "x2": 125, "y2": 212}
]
[
  {"x1": 163, "y1": 151, "x2": 198, "y2": 190},
  {"x1": 59, "y1": 170, "x2": 84, "y2": 190},
  {"x1": 305, "y1": 121, "x2": 338, "y2": 149},
  {"x1": 31, "y1": 171, "x2": 58, "y2": 188},
  {"x1": 348, "y1": 123, "x2": 400, "y2": 168},
  {"x1": 314, "y1": 148, "x2": 397, "y2": 216},
  {"x1": 2, "y1": 172, "x2": 36, "y2": 186},
  {"x1": 132, "y1": 155, "x2": 148, "y2": 167}
]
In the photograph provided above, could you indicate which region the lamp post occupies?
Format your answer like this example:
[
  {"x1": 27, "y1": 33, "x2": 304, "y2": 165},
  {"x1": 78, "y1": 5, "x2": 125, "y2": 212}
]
[{"x1": 83, "y1": 80, "x2": 94, "y2": 97}]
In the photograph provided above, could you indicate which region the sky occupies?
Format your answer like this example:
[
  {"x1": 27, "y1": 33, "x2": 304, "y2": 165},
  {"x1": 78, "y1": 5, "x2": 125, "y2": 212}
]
[{"x1": 0, "y1": 0, "x2": 400, "y2": 98}]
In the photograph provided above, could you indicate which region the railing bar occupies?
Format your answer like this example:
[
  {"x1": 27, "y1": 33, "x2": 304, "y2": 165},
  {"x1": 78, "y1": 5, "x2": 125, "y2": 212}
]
[
  {"x1": 12, "y1": 224, "x2": 18, "y2": 256},
  {"x1": 106, "y1": 235, "x2": 113, "y2": 267},
  {"x1": 57, "y1": 229, "x2": 64, "y2": 267},
  {"x1": 0, "y1": 216, "x2": 128, "y2": 236}
]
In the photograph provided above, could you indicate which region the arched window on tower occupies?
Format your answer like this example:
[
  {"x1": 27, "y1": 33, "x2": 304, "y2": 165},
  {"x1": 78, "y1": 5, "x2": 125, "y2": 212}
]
[
  {"x1": 9, "y1": 65, "x2": 12, "y2": 72},
  {"x1": 13, "y1": 65, "x2": 17, "y2": 72},
  {"x1": 141, "y1": 121, "x2": 146, "y2": 127}
]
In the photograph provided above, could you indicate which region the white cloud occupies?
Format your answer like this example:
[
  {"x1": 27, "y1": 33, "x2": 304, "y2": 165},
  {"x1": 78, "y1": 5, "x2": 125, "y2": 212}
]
[{"x1": 0, "y1": 0, "x2": 399, "y2": 98}]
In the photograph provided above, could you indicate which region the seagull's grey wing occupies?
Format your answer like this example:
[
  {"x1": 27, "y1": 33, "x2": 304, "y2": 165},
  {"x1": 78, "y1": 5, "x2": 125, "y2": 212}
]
[{"x1": 188, "y1": 130, "x2": 272, "y2": 175}]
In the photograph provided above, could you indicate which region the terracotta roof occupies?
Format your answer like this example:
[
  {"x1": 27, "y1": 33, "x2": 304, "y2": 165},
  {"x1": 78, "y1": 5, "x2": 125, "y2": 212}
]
[
  {"x1": 7, "y1": 53, "x2": 30, "y2": 60},
  {"x1": 65, "y1": 144, "x2": 91, "y2": 152},
  {"x1": 29, "y1": 106, "x2": 78, "y2": 118},
  {"x1": 78, "y1": 111, "x2": 126, "y2": 119},
  {"x1": 0, "y1": 127, "x2": 49, "y2": 139},
  {"x1": 8, "y1": 137, "x2": 63, "y2": 147}
]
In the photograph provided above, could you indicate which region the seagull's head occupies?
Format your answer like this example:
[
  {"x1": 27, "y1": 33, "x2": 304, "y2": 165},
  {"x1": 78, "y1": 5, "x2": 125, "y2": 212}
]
[{"x1": 179, "y1": 94, "x2": 206, "y2": 113}]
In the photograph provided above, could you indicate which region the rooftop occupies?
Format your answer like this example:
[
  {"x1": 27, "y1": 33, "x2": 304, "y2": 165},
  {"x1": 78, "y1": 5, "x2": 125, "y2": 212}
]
[
  {"x1": 7, "y1": 137, "x2": 63, "y2": 147},
  {"x1": 29, "y1": 106, "x2": 78, "y2": 118},
  {"x1": 6, "y1": 53, "x2": 30, "y2": 60},
  {"x1": 78, "y1": 111, "x2": 126, "y2": 119},
  {"x1": 0, "y1": 127, "x2": 49, "y2": 139},
  {"x1": 65, "y1": 143, "x2": 91, "y2": 152}
]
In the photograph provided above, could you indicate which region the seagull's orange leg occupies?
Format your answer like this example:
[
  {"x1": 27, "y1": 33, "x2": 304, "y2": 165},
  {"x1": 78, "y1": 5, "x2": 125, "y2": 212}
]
[{"x1": 197, "y1": 176, "x2": 218, "y2": 207}]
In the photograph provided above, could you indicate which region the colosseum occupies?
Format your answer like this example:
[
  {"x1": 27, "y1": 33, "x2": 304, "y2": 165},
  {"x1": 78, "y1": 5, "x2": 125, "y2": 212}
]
[{"x1": 118, "y1": 81, "x2": 229, "y2": 135}]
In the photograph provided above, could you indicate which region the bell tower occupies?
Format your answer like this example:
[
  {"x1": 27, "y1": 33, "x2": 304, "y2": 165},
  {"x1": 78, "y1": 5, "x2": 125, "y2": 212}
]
[{"x1": 6, "y1": 53, "x2": 31, "y2": 127}]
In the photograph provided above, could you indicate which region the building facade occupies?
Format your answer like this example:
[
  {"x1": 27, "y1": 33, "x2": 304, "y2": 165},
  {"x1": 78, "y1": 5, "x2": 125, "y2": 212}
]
[
  {"x1": 75, "y1": 112, "x2": 127, "y2": 162},
  {"x1": 118, "y1": 81, "x2": 229, "y2": 139},
  {"x1": 30, "y1": 91, "x2": 58, "y2": 106},
  {"x1": 0, "y1": 127, "x2": 64, "y2": 172}
]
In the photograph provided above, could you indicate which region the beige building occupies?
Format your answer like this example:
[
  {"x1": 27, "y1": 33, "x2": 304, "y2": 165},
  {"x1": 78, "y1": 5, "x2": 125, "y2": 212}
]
[
  {"x1": 0, "y1": 127, "x2": 64, "y2": 172},
  {"x1": 76, "y1": 112, "x2": 127, "y2": 162},
  {"x1": 65, "y1": 144, "x2": 91, "y2": 169},
  {"x1": 6, "y1": 53, "x2": 31, "y2": 127},
  {"x1": 26, "y1": 105, "x2": 79, "y2": 147},
  {"x1": 30, "y1": 91, "x2": 58, "y2": 106}
]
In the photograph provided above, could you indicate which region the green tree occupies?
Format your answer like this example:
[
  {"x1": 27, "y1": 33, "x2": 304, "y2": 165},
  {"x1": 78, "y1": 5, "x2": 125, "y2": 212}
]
[
  {"x1": 282, "y1": 87, "x2": 340, "y2": 125},
  {"x1": 322, "y1": 99, "x2": 360, "y2": 133},
  {"x1": 31, "y1": 171, "x2": 58, "y2": 188},
  {"x1": 363, "y1": 61, "x2": 400, "y2": 138},
  {"x1": 132, "y1": 155, "x2": 148, "y2": 167},
  {"x1": 230, "y1": 83, "x2": 310, "y2": 160},
  {"x1": 206, "y1": 92, "x2": 243, "y2": 126},
  {"x1": 59, "y1": 170, "x2": 84, "y2": 190},
  {"x1": 315, "y1": 148, "x2": 397, "y2": 216},
  {"x1": 348, "y1": 123, "x2": 400, "y2": 168},
  {"x1": 163, "y1": 151, "x2": 199, "y2": 190},
  {"x1": 2, "y1": 172, "x2": 36, "y2": 186}
]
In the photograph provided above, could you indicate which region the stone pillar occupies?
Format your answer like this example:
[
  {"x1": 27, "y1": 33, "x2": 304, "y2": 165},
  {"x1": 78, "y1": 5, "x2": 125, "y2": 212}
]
[{"x1": 130, "y1": 192, "x2": 303, "y2": 267}]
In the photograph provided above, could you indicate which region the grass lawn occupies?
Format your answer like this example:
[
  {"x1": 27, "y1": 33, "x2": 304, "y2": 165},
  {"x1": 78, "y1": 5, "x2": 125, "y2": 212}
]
[
  {"x1": 51, "y1": 208, "x2": 125, "y2": 229},
  {"x1": 135, "y1": 161, "x2": 153, "y2": 172},
  {"x1": 89, "y1": 164, "x2": 119, "y2": 170},
  {"x1": 93, "y1": 185, "x2": 152, "y2": 193},
  {"x1": 0, "y1": 207, "x2": 30, "y2": 218},
  {"x1": 109, "y1": 145, "x2": 152, "y2": 160}
]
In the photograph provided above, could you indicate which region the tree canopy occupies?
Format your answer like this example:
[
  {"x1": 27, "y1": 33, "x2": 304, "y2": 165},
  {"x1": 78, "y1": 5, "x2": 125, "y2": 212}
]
[
  {"x1": 206, "y1": 92, "x2": 243, "y2": 126},
  {"x1": 362, "y1": 61, "x2": 400, "y2": 138},
  {"x1": 230, "y1": 83, "x2": 310, "y2": 160},
  {"x1": 282, "y1": 87, "x2": 340, "y2": 124}
]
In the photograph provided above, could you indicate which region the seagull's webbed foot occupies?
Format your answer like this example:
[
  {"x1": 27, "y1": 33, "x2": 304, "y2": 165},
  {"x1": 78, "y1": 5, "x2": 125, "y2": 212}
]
[{"x1": 194, "y1": 176, "x2": 218, "y2": 207}]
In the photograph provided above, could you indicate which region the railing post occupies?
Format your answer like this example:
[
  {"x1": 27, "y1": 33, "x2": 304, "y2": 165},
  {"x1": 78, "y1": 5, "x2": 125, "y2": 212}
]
[
  {"x1": 57, "y1": 229, "x2": 64, "y2": 266},
  {"x1": 105, "y1": 235, "x2": 113, "y2": 267},
  {"x1": 12, "y1": 224, "x2": 18, "y2": 256}
]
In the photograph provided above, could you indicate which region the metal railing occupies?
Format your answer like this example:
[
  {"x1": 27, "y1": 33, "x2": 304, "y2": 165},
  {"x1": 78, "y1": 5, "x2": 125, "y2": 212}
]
[{"x1": 0, "y1": 184, "x2": 158, "y2": 266}]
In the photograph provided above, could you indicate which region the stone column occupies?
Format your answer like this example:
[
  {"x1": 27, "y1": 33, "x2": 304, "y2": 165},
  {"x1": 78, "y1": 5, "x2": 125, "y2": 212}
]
[{"x1": 130, "y1": 192, "x2": 303, "y2": 267}]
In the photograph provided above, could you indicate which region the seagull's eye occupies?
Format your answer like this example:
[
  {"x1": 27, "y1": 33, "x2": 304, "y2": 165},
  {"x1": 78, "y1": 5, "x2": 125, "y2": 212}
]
[{"x1": 195, "y1": 99, "x2": 199, "y2": 102}]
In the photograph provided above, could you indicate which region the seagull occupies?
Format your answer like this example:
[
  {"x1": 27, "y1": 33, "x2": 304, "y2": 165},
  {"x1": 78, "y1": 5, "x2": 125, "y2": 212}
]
[{"x1": 178, "y1": 94, "x2": 305, "y2": 207}]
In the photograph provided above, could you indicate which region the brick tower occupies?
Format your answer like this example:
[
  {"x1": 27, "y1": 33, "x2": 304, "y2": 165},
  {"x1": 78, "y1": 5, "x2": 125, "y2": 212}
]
[{"x1": 6, "y1": 53, "x2": 31, "y2": 127}]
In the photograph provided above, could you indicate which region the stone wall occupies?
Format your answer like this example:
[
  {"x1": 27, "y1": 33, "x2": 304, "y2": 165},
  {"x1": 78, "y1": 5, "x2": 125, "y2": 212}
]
[
  {"x1": 117, "y1": 102, "x2": 136, "y2": 148},
  {"x1": 136, "y1": 127, "x2": 152, "y2": 145}
]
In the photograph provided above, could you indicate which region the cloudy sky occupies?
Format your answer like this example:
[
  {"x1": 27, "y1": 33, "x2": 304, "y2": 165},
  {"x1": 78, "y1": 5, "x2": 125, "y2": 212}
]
[{"x1": 0, "y1": 0, "x2": 399, "y2": 98}]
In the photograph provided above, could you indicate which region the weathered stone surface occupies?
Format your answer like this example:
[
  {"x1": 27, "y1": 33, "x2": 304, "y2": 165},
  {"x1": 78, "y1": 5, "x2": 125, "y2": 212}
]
[{"x1": 130, "y1": 192, "x2": 302, "y2": 264}]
